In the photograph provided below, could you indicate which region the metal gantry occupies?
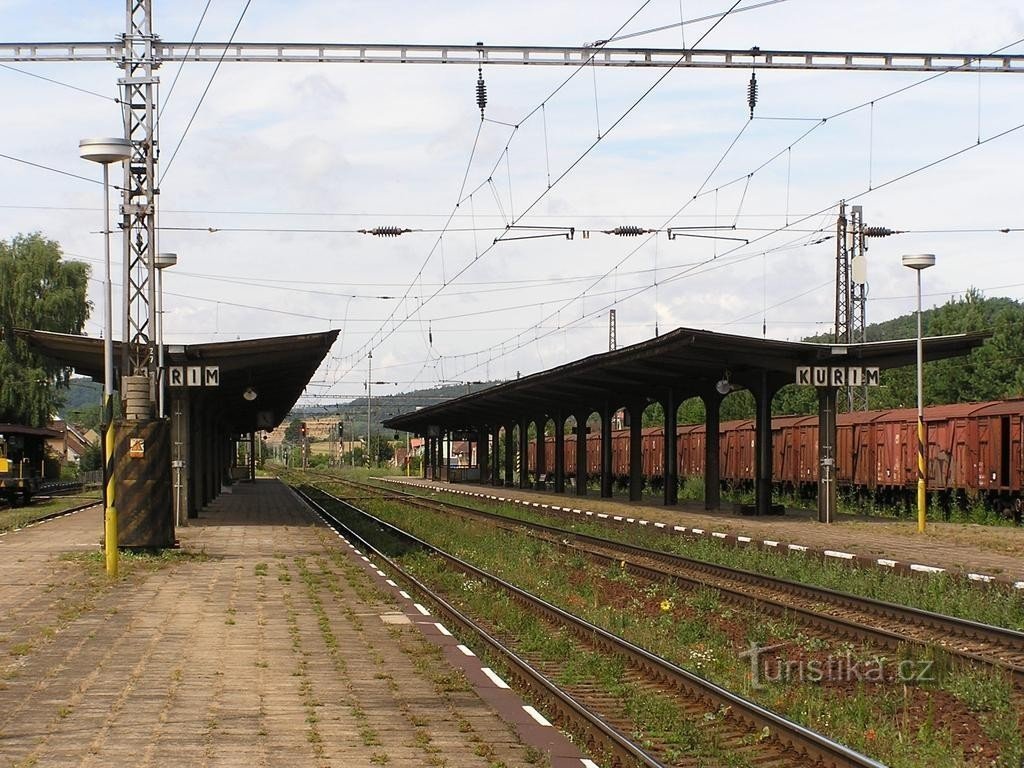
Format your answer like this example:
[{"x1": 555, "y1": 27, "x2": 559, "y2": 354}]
[
  {"x1": 2, "y1": 42, "x2": 1024, "y2": 72},
  {"x1": 5, "y1": 33, "x2": 1022, "y2": 394}
]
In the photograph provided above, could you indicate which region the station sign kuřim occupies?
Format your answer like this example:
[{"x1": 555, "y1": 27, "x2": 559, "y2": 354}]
[{"x1": 795, "y1": 366, "x2": 880, "y2": 387}]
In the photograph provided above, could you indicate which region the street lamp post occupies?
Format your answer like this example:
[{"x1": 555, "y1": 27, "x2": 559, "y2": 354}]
[
  {"x1": 80, "y1": 137, "x2": 132, "y2": 577},
  {"x1": 902, "y1": 253, "x2": 936, "y2": 534},
  {"x1": 155, "y1": 252, "x2": 177, "y2": 418},
  {"x1": 366, "y1": 351, "x2": 373, "y2": 469}
]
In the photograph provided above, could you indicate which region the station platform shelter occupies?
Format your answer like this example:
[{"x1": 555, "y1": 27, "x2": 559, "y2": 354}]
[
  {"x1": 20, "y1": 328, "x2": 337, "y2": 530},
  {"x1": 385, "y1": 326, "x2": 987, "y2": 522}
]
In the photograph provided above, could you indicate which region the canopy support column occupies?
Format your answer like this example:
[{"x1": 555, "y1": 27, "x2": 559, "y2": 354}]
[
  {"x1": 663, "y1": 390, "x2": 678, "y2": 506},
  {"x1": 600, "y1": 403, "x2": 613, "y2": 498},
  {"x1": 554, "y1": 411, "x2": 565, "y2": 493}
]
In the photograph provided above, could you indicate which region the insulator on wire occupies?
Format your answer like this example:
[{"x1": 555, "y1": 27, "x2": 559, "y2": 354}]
[
  {"x1": 476, "y1": 66, "x2": 487, "y2": 119},
  {"x1": 428, "y1": 323, "x2": 433, "y2": 345},
  {"x1": 358, "y1": 226, "x2": 411, "y2": 237},
  {"x1": 747, "y1": 72, "x2": 758, "y2": 118},
  {"x1": 863, "y1": 226, "x2": 897, "y2": 238},
  {"x1": 604, "y1": 225, "x2": 653, "y2": 237}
]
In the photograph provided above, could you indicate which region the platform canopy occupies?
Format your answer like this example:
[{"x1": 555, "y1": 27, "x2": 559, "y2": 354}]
[
  {"x1": 384, "y1": 326, "x2": 989, "y2": 432},
  {"x1": 17, "y1": 329, "x2": 338, "y2": 434}
]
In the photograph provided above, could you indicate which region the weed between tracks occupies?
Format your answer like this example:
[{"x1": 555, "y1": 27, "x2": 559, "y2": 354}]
[
  {"x1": 296, "y1": 537, "x2": 540, "y2": 768},
  {"x1": 382, "y1": 479, "x2": 1024, "y2": 632},
  {"x1": 309, "y1": 480, "x2": 1023, "y2": 768}
]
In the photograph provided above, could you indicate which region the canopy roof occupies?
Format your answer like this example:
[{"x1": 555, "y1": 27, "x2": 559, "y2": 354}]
[
  {"x1": 384, "y1": 326, "x2": 989, "y2": 432},
  {"x1": 18, "y1": 329, "x2": 338, "y2": 434}
]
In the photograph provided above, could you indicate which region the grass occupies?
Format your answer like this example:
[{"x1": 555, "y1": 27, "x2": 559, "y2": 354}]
[
  {"x1": 320, "y1": 482, "x2": 1024, "y2": 768},
  {"x1": 369, "y1": 478, "x2": 1024, "y2": 632},
  {"x1": 0, "y1": 491, "x2": 100, "y2": 533}
]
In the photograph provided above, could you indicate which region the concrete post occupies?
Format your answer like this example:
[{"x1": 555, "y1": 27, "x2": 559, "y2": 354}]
[
  {"x1": 663, "y1": 390, "x2": 678, "y2": 506},
  {"x1": 491, "y1": 427, "x2": 501, "y2": 486},
  {"x1": 535, "y1": 416, "x2": 546, "y2": 490},
  {"x1": 504, "y1": 423, "x2": 515, "y2": 487},
  {"x1": 574, "y1": 411, "x2": 588, "y2": 497},
  {"x1": 628, "y1": 402, "x2": 644, "y2": 502},
  {"x1": 704, "y1": 392, "x2": 721, "y2": 510},
  {"x1": 518, "y1": 417, "x2": 529, "y2": 489},
  {"x1": 753, "y1": 372, "x2": 782, "y2": 517},
  {"x1": 600, "y1": 404, "x2": 613, "y2": 498},
  {"x1": 818, "y1": 386, "x2": 838, "y2": 523},
  {"x1": 554, "y1": 413, "x2": 566, "y2": 493}
]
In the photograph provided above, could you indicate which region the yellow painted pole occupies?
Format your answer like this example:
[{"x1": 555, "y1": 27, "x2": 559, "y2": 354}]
[
  {"x1": 103, "y1": 394, "x2": 118, "y2": 576},
  {"x1": 917, "y1": 417, "x2": 926, "y2": 534}
]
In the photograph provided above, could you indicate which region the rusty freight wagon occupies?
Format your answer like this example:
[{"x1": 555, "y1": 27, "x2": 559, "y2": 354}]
[{"x1": 524, "y1": 399, "x2": 1023, "y2": 518}]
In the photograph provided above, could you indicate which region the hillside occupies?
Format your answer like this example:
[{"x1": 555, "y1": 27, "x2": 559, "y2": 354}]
[{"x1": 290, "y1": 381, "x2": 501, "y2": 439}]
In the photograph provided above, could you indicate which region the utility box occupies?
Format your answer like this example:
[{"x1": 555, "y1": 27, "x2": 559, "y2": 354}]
[{"x1": 111, "y1": 419, "x2": 174, "y2": 548}]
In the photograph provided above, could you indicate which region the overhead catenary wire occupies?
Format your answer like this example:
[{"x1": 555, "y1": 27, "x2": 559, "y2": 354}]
[
  {"x1": 0, "y1": 62, "x2": 116, "y2": 101},
  {"x1": 418, "y1": 33, "x2": 1024, "y2": 385},
  {"x1": 159, "y1": 0, "x2": 253, "y2": 186},
  {"x1": 328, "y1": 1, "x2": 660, "y2": 381},
  {"x1": 433, "y1": 115, "x2": 1024, "y2": 385},
  {"x1": 157, "y1": 0, "x2": 214, "y2": 122},
  {"x1": 326, "y1": 0, "x2": 749, "y2": 390}
]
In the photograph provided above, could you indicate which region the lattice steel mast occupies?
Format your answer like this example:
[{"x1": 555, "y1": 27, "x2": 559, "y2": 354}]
[
  {"x1": 835, "y1": 202, "x2": 894, "y2": 410},
  {"x1": 119, "y1": 0, "x2": 160, "y2": 381}
]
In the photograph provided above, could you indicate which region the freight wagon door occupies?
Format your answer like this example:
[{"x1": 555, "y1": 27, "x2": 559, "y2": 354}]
[{"x1": 1000, "y1": 415, "x2": 1010, "y2": 488}]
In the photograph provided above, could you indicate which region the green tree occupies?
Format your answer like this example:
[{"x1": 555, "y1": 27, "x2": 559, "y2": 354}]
[
  {"x1": 80, "y1": 442, "x2": 102, "y2": 472},
  {"x1": 283, "y1": 418, "x2": 303, "y2": 443},
  {"x1": 68, "y1": 402, "x2": 103, "y2": 432},
  {"x1": 0, "y1": 233, "x2": 91, "y2": 426}
]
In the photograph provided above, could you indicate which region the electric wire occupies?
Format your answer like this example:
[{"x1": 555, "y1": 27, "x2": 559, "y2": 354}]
[
  {"x1": 400, "y1": 34, "x2": 1024, "y2": 387},
  {"x1": 159, "y1": 0, "x2": 253, "y2": 185},
  {"x1": 0, "y1": 62, "x2": 116, "y2": 101},
  {"x1": 157, "y1": 0, "x2": 214, "y2": 122},
  {"x1": 331, "y1": 0, "x2": 748, "y2": 389},
  {"x1": 600, "y1": 0, "x2": 790, "y2": 44},
  {"x1": 0, "y1": 152, "x2": 103, "y2": 186},
  {"x1": 329, "y1": 1, "x2": 657, "y2": 383},
  {"x1": 434, "y1": 116, "x2": 1024, "y2": 386}
]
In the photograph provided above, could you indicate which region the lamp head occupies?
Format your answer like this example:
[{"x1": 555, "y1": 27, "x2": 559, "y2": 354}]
[
  {"x1": 715, "y1": 371, "x2": 733, "y2": 396},
  {"x1": 902, "y1": 253, "x2": 936, "y2": 271},
  {"x1": 79, "y1": 137, "x2": 132, "y2": 165},
  {"x1": 243, "y1": 386, "x2": 258, "y2": 402},
  {"x1": 156, "y1": 252, "x2": 178, "y2": 270}
]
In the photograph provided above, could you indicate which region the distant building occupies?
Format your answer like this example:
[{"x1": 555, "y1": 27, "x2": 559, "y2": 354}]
[{"x1": 46, "y1": 418, "x2": 95, "y2": 464}]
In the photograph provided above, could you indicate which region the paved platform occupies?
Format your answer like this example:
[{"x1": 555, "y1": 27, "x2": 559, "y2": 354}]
[
  {"x1": 387, "y1": 477, "x2": 1024, "y2": 586},
  {"x1": 0, "y1": 479, "x2": 592, "y2": 767}
]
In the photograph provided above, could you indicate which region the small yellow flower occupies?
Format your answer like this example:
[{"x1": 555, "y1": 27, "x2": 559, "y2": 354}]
[{"x1": 660, "y1": 599, "x2": 673, "y2": 612}]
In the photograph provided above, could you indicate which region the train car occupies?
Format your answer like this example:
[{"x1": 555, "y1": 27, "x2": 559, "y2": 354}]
[
  {"x1": 0, "y1": 424, "x2": 60, "y2": 506},
  {"x1": 520, "y1": 398, "x2": 1024, "y2": 518}
]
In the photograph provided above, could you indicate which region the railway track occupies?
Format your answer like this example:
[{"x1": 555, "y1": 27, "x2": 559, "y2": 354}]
[
  {"x1": 295, "y1": 483, "x2": 886, "y2": 768},
  {"x1": 15, "y1": 498, "x2": 100, "y2": 525},
  {"x1": 306, "y1": 472, "x2": 1024, "y2": 685}
]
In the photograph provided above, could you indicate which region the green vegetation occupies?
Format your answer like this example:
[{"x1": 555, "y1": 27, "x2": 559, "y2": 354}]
[
  {"x1": 447, "y1": 482, "x2": 1024, "y2": 630},
  {"x1": 633, "y1": 291, "x2": 1024, "y2": 424},
  {"x1": 0, "y1": 233, "x2": 91, "y2": 426},
  {"x1": 317, "y1": 484, "x2": 1021, "y2": 767},
  {"x1": 0, "y1": 492, "x2": 99, "y2": 533}
]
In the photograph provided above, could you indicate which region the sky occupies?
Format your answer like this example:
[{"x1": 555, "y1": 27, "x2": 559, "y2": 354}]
[{"x1": 2, "y1": 0, "x2": 1023, "y2": 409}]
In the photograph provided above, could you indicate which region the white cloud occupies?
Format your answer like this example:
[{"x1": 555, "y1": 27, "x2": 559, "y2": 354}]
[{"x1": 2, "y1": 1, "x2": 1023, "y2": 404}]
